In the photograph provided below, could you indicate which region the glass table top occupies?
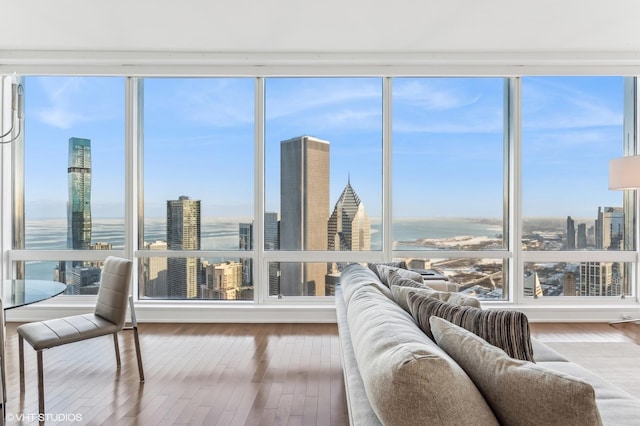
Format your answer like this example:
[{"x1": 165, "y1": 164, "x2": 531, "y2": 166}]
[{"x1": 2, "y1": 280, "x2": 67, "y2": 310}]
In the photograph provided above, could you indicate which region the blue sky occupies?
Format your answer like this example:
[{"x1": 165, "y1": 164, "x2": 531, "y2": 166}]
[{"x1": 23, "y1": 75, "x2": 625, "y2": 221}]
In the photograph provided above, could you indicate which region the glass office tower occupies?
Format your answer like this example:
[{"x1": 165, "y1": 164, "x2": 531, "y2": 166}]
[
  {"x1": 167, "y1": 196, "x2": 202, "y2": 299},
  {"x1": 67, "y1": 137, "x2": 92, "y2": 251}
]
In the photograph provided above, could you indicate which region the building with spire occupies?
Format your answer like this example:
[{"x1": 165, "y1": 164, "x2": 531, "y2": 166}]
[
  {"x1": 60, "y1": 137, "x2": 97, "y2": 291},
  {"x1": 328, "y1": 177, "x2": 371, "y2": 253},
  {"x1": 67, "y1": 137, "x2": 92, "y2": 252}
]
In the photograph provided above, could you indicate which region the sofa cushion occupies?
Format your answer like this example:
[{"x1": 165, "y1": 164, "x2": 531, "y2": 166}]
[
  {"x1": 531, "y1": 339, "x2": 569, "y2": 362},
  {"x1": 334, "y1": 286, "x2": 383, "y2": 426},
  {"x1": 340, "y1": 263, "x2": 392, "y2": 305},
  {"x1": 347, "y1": 284, "x2": 499, "y2": 426},
  {"x1": 390, "y1": 284, "x2": 481, "y2": 313},
  {"x1": 430, "y1": 317, "x2": 603, "y2": 426},
  {"x1": 376, "y1": 264, "x2": 424, "y2": 287},
  {"x1": 408, "y1": 292, "x2": 535, "y2": 362},
  {"x1": 537, "y1": 361, "x2": 640, "y2": 425}
]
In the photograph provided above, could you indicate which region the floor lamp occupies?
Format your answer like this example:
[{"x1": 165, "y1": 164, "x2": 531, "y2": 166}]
[{"x1": 609, "y1": 155, "x2": 640, "y2": 325}]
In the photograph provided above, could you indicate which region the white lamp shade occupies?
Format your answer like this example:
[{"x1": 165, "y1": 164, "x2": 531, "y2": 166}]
[{"x1": 609, "y1": 156, "x2": 640, "y2": 190}]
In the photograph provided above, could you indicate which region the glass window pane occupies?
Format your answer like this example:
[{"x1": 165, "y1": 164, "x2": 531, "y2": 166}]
[
  {"x1": 139, "y1": 256, "x2": 253, "y2": 300},
  {"x1": 392, "y1": 78, "x2": 505, "y2": 251},
  {"x1": 522, "y1": 77, "x2": 627, "y2": 251},
  {"x1": 142, "y1": 78, "x2": 254, "y2": 251},
  {"x1": 399, "y1": 257, "x2": 506, "y2": 301},
  {"x1": 22, "y1": 259, "x2": 110, "y2": 295},
  {"x1": 23, "y1": 77, "x2": 125, "y2": 251},
  {"x1": 268, "y1": 262, "x2": 337, "y2": 297},
  {"x1": 264, "y1": 77, "x2": 383, "y2": 255},
  {"x1": 524, "y1": 262, "x2": 632, "y2": 297}
]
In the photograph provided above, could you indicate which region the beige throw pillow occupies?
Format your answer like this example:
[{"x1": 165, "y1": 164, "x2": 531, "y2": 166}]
[{"x1": 430, "y1": 316, "x2": 603, "y2": 426}]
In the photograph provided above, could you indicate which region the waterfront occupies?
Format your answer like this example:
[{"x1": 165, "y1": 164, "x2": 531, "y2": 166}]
[{"x1": 18, "y1": 216, "x2": 630, "y2": 300}]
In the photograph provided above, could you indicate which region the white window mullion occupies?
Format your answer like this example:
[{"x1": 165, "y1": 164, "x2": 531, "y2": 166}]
[
  {"x1": 383, "y1": 77, "x2": 393, "y2": 260},
  {"x1": 507, "y1": 77, "x2": 523, "y2": 304},
  {"x1": 255, "y1": 77, "x2": 266, "y2": 304}
]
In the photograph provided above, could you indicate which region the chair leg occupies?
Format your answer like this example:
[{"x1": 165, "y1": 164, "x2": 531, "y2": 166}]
[
  {"x1": 113, "y1": 333, "x2": 121, "y2": 368},
  {"x1": 132, "y1": 326, "x2": 144, "y2": 383},
  {"x1": 37, "y1": 350, "x2": 44, "y2": 418},
  {"x1": 128, "y1": 295, "x2": 145, "y2": 382},
  {"x1": 0, "y1": 308, "x2": 6, "y2": 404},
  {"x1": 18, "y1": 336, "x2": 24, "y2": 393}
]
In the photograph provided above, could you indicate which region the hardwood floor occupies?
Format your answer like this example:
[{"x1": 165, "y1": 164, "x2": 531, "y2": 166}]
[
  {"x1": 2, "y1": 322, "x2": 348, "y2": 426},
  {"x1": 2, "y1": 321, "x2": 637, "y2": 425}
]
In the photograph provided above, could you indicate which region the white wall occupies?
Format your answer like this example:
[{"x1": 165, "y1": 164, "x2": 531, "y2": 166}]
[{"x1": 1, "y1": 0, "x2": 639, "y2": 54}]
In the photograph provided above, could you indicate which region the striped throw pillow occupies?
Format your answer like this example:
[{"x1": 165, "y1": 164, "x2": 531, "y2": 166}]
[{"x1": 408, "y1": 292, "x2": 535, "y2": 362}]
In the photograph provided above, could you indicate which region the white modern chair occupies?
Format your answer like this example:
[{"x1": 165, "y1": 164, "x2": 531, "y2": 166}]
[{"x1": 17, "y1": 256, "x2": 144, "y2": 417}]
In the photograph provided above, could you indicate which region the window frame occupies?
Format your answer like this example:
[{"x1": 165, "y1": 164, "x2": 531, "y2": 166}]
[{"x1": 2, "y1": 64, "x2": 638, "y2": 321}]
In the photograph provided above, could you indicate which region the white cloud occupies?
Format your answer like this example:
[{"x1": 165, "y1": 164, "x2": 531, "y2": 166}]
[
  {"x1": 393, "y1": 79, "x2": 481, "y2": 110},
  {"x1": 523, "y1": 78, "x2": 622, "y2": 131},
  {"x1": 266, "y1": 79, "x2": 382, "y2": 121},
  {"x1": 30, "y1": 77, "x2": 121, "y2": 129},
  {"x1": 36, "y1": 108, "x2": 84, "y2": 129},
  {"x1": 176, "y1": 79, "x2": 254, "y2": 127}
]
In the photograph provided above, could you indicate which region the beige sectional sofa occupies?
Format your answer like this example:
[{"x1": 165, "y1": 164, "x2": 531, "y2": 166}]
[{"x1": 335, "y1": 263, "x2": 640, "y2": 426}]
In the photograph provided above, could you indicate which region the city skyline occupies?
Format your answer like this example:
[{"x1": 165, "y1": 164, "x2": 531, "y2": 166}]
[
  {"x1": 137, "y1": 135, "x2": 374, "y2": 299},
  {"x1": 22, "y1": 76, "x2": 626, "y2": 221}
]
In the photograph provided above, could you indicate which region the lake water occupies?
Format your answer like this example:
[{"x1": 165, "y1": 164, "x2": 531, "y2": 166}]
[{"x1": 21, "y1": 217, "x2": 506, "y2": 279}]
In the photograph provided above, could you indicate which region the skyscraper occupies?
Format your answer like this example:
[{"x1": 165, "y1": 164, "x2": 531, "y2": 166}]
[
  {"x1": 577, "y1": 223, "x2": 587, "y2": 249},
  {"x1": 239, "y1": 212, "x2": 280, "y2": 292},
  {"x1": 579, "y1": 261, "x2": 613, "y2": 296},
  {"x1": 327, "y1": 178, "x2": 371, "y2": 285},
  {"x1": 279, "y1": 136, "x2": 330, "y2": 296},
  {"x1": 67, "y1": 137, "x2": 92, "y2": 250},
  {"x1": 524, "y1": 271, "x2": 543, "y2": 298},
  {"x1": 60, "y1": 137, "x2": 92, "y2": 287},
  {"x1": 143, "y1": 240, "x2": 168, "y2": 298},
  {"x1": 202, "y1": 261, "x2": 244, "y2": 300},
  {"x1": 167, "y1": 196, "x2": 201, "y2": 299},
  {"x1": 239, "y1": 222, "x2": 253, "y2": 286},
  {"x1": 328, "y1": 178, "x2": 371, "y2": 252},
  {"x1": 566, "y1": 216, "x2": 575, "y2": 249},
  {"x1": 596, "y1": 206, "x2": 624, "y2": 250},
  {"x1": 265, "y1": 212, "x2": 281, "y2": 297},
  {"x1": 563, "y1": 272, "x2": 577, "y2": 296}
]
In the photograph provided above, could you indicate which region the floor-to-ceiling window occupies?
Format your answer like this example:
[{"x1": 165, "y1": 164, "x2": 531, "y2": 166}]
[
  {"x1": 12, "y1": 76, "x2": 125, "y2": 295},
  {"x1": 391, "y1": 77, "x2": 508, "y2": 300},
  {"x1": 521, "y1": 76, "x2": 636, "y2": 299},
  {"x1": 4, "y1": 71, "x2": 637, "y2": 320},
  {"x1": 139, "y1": 77, "x2": 255, "y2": 301},
  {"x1": 264, "y1": 77, "x2": 383, "y2": 298}
]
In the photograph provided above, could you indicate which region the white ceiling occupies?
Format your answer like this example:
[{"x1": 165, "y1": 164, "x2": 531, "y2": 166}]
[{"x1": 1, "y1": 0, "x2": 639, "y2": 54}]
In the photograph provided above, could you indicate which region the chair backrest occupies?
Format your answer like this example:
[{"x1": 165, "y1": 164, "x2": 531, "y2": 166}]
[{"x1": 94, "y1": 256, "x2": 133, "y2": 328}]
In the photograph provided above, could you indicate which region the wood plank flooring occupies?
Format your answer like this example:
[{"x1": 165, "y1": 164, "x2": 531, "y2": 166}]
[
  {"x1": 1, "y1": 321, "x2": 637, "y2": 425},
  {"x1": 2, "y1": 323, "x2": 348, "y2": 426}
]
